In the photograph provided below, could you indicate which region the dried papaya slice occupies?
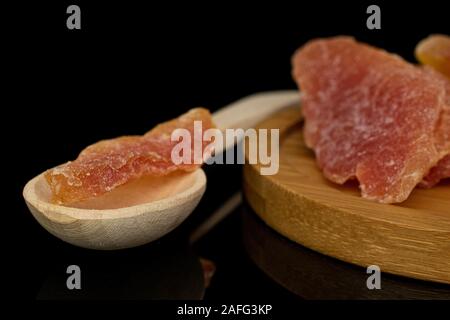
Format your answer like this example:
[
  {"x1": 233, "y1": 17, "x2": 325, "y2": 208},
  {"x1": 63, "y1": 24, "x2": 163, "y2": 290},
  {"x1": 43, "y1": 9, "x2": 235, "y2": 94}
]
[{"x1": 45, "y1": 108, "x2": 214, "y2": 204}]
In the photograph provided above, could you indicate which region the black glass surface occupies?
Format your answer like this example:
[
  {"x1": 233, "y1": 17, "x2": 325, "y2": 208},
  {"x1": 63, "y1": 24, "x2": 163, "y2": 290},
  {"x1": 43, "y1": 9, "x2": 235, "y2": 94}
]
[{"x1": 6, "y1": 1, "x2": 450, "y2": 303}]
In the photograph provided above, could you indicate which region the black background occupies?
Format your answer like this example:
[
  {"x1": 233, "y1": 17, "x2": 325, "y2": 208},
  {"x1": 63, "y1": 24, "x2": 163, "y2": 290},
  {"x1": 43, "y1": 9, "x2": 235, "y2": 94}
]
[{"x1": 5, "y1": 0, "x2": 450, "y2": 309}]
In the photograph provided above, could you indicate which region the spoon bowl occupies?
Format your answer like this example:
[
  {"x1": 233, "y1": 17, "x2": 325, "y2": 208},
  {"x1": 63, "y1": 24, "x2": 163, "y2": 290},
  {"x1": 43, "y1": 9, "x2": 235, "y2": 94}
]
[{"x1": 23, "y1": 169, "x2": 206, "y2": 249}]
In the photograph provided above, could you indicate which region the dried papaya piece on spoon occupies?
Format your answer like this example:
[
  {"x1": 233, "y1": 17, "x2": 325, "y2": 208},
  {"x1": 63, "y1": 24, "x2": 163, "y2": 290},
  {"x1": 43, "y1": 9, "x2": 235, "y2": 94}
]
[{"x1": 45, "y1": 108, "x2": 214, "y2": 205}]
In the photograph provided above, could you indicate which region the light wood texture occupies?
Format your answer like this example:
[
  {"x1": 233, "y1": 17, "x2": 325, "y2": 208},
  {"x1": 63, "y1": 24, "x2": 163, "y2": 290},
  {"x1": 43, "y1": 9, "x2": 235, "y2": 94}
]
[
  {"x1": 243, "y1": 105, "x2": 450, "y2": 285},
  {"x1": 23, "y1": 91, "x2": 299, "y2": 250},
  {"x1": 24, "y1": 170, "x2": 206, "y2": 250},
  {"x1": 212, "y1": 91, "x2": 300, "y2": 150}
]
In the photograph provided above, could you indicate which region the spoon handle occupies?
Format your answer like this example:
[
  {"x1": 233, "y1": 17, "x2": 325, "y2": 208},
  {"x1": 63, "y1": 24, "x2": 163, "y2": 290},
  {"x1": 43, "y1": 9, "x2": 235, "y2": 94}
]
[{"x1": 212, "y1": 90, "x2": 300, "y2": 131}]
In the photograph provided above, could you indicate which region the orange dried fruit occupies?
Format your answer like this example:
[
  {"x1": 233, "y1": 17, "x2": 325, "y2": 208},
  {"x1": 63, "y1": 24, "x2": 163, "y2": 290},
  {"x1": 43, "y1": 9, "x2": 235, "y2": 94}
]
[
  {"x1": 415, "y1": 34, "x2": 450, "y2": 78},
  {"x1": 45, "y1": 108, "x2": 214, "y2": 205}
]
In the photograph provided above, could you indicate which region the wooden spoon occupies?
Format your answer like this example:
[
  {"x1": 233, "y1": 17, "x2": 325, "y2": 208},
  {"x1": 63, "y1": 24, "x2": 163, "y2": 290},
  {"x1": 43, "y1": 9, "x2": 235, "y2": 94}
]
[{"x1": 23, "y1": 91, "x2": 300, "y2": 250}]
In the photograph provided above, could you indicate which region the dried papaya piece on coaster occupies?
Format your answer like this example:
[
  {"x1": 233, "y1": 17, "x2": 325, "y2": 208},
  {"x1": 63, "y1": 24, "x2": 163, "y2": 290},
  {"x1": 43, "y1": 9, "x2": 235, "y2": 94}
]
[
  {"x1": 292, "y1": 37, "x2": 450, "y2": 203},
  {"x1": 417, "y1": 35, "x2": 450, "y2": 187}
]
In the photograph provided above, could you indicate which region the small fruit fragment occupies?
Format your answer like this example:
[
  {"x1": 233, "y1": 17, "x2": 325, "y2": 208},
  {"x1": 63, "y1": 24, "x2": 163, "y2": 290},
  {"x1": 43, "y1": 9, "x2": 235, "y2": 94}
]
[{"x1": 415, "y1": 34, "x2": 450, "y2": 78}]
